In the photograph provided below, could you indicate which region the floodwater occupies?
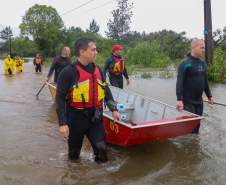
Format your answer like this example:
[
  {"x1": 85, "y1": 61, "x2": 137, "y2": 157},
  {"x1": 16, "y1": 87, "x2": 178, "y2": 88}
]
[{"x1": 0, "y1": 60, "x2": 226, "y2": 185}]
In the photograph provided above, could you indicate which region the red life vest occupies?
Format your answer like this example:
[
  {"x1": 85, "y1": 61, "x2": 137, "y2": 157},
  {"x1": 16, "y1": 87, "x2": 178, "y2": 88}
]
[
  {"x1": 69, "y1": 64, "x2": 106, "y2": 109},
  {"x1": 110, "y1": 56, "x2": 125, "y2": 75}
]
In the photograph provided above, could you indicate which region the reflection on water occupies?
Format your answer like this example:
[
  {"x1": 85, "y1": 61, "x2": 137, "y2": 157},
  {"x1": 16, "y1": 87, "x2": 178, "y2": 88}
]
[{"x1": 0, "y1": 61, "x2": 226, "y2": 185}]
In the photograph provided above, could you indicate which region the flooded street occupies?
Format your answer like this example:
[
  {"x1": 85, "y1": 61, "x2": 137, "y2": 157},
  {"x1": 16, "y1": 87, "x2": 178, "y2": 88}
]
[{"x1": 1, "y1": 60, "x2": 226, "y2": 185}]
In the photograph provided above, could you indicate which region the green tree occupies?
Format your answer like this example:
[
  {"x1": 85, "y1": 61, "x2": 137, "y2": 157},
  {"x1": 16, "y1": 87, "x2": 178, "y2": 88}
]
[
  {"x1": 213, "y1": 29, "x2": 224, "y2": 47},
  {"x1": 0, "y1": 26, "x2": 13, "y2": 54},
  {"x1": 60, "y1": 26, "x2": 113, "y2": 60},
  {"x1": 214, "y1": 27, "x2": 226, "y2": 51},
  {"x1": 19, "y1": 4, "x2": 64, "y2": 56},
  {"x1": 106, "y1": 0, "x2": 133, "y2": 40},
  {"x1": 221, "y1": 27, "x2": 226, "y2": 51},
  {"x1": 0, "y1": 26, "x2": 12, "y2": 40},
  {"x1": 145, "y1": 30, "x2": 190, "y2": 59},
  {"x1": 60, "y1": 26, "x2": 85, "y2": 50},
  {"x1": 11, "y1": 37, "x2": 38, "y2": 57},
  {"x1": 87, "y1": 19, "x2": 100, "y2": 33}
]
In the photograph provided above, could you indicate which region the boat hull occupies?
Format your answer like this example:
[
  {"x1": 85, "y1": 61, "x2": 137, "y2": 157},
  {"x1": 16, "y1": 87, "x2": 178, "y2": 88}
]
[{"x1": 103, "y1": 115, "x2": 201, "y2": 146}]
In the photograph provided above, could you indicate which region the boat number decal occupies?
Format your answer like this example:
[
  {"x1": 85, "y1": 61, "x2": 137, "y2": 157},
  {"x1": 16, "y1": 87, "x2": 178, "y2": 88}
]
[{"x1": 110, "y1": 121, "x2": 119, "y2": 134}]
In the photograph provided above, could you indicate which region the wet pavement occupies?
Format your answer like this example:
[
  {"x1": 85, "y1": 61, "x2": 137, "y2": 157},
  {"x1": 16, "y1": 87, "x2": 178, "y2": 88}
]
[{"x1": 1, "y1": 60, "x2": 226, "y2": 185}]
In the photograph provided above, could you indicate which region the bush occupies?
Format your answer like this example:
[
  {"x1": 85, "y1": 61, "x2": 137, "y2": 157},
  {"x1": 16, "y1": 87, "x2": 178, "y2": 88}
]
[
  {"x1": 125, "y1": 41, "x2": 172, "y2": 68},
  {"x1": 141, "y1": 72, "x2": 152, "y2": 79},
  {"x1": 95, "y1": 54, "x2": 106, "y2": 68},
  {"x1": 208, "y1": 48, "x2": 226, "y2": 83}
]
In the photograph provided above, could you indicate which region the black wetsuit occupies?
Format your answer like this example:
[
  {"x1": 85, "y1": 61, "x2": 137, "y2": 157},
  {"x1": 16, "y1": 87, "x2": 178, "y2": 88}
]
[
  {"x1": 35, "y1": 64, "x2": 42, "y2": 72},
  {"x1": 56, "y1": 61, "x2": 117, "y2": 162},
  {"x1": 47, "y1": 56, "x2": 71, "y2": 83},
  {"x1": 103, "y1": 54, "x2": 129, "y2": 89},
  {"x1": 176, "y1": 54, "x2": 212, "y2": 133}
]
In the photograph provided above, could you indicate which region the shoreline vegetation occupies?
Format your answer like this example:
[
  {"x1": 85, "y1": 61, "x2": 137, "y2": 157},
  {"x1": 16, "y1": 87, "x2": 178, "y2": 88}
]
[
  {"x1": 0, "y1": 3, "x2": 226, "y2": 83},
  {"x1": 1, "y1": 54, "x2": 226, "y2": 82}
]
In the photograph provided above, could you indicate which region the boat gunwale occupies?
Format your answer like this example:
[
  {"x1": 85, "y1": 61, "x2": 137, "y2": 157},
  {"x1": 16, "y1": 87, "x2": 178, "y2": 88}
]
[
  {"x1": 103, "y1": 113, "x2": 203, "y2": 129},
  {"x1": 46, "y1": 82, "x2": 56, "y2": 89},
  {"x1": 47, "y1": 81, "x2": 200, "y2": 118}
]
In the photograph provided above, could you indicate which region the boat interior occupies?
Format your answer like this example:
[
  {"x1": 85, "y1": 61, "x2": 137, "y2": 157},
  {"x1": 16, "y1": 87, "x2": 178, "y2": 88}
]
[{"x1": 104, "y1": 86, "x2": 197, "y2": 123}]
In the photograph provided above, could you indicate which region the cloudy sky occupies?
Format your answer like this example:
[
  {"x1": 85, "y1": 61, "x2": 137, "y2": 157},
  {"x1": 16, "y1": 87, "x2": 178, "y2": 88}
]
[{"x1": 0, "y1": 0, "x2": 225, "y2": 38}]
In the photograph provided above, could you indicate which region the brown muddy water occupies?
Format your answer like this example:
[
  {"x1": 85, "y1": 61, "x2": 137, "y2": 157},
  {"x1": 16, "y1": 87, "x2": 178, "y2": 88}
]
[{"x1": 0, "y1": 60, "x2": 226, "y2": 185}]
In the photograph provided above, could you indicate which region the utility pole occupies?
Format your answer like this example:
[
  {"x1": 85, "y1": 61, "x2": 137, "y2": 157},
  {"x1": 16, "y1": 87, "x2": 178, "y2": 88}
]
[
  {"x1": 8, "y1": 26, "x2": 13, "y2": 56},
  {"x1": 204, "y1": 0, "x2": 213, "y2": 64}
]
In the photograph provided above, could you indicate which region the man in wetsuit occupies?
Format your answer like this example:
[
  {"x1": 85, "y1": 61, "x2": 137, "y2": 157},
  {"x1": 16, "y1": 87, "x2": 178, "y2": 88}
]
[
  {"x1": 56, "y1": 37, "x2": 120, "y2": 163},
  {"x1": 103, "y1": 44, "x2": 130, "y2": 89},
  {"x1": 33, "y1": 53, "x2": 43, "y2": 73},
  {"x1": 176, "y1": 38, "x2": 213, "y2": 133},
  {"x1": 46, "y1": 46, "x2": 71, "y2": 83}
]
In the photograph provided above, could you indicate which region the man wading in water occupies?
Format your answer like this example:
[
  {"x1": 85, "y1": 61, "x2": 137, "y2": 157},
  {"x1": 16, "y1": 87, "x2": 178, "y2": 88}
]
[
  {"x1": 56, "y1": 37, "x2": 120, "y2": 163},
  {"x1": 176, "y1": 38, "x2": 214, "y2": 133},
  {"x1": 46, "y1": 46, "x2": 71, "y2": 83},
  {"x1": 33, "y1": 53, "x2": 43, "y2": 73},
  {"x1": 103, "y1": 44, "x2": 130, "y2": 89}
]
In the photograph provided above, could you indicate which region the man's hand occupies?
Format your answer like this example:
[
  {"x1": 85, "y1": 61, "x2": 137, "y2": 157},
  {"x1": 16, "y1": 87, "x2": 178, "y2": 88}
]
[
  {"x1": 208, "y1": 96, "x2": 214, "y2": 105},
  {"x1": 59, "y1": 125, "x2": 69, "y2": 139},
  {"x1": 176, "y1": 100, "x2": 184, "y2": 111},
  {"x1": 112, "y1": 111, "x2": 120, "y2": 121},
  {"x1": 126, "y1": 79, "x2": 130, "y2": 86}
]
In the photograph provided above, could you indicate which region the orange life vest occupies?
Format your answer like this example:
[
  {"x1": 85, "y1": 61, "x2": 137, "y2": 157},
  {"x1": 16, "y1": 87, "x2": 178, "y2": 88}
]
[
  {"x1": 15, "y1": 59, "x2": 21, "y2": 67},
  {"x1": 110, "y1": 56, "x2": 125, "y2": 75},
  {"x1": 69, "y1": 64, "x2": 106, "y2": 109},
  {"x1": 34, "y1": 57, "x2": 42, "y2": 65}
]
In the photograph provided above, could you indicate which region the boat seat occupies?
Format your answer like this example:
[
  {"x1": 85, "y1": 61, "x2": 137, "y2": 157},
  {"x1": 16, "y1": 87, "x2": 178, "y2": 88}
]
[{"x1": 125, "y1": 104, "x2": 135, "y2": 110}]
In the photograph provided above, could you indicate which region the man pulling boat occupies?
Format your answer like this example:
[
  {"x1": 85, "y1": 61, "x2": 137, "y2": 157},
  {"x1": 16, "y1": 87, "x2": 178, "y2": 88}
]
[
  {"x1": 56, "y1": 37, "x2": 120, "y2": 163},
  {"x1": 176, "y1": 38, "x2": 214, "y2": 133}
]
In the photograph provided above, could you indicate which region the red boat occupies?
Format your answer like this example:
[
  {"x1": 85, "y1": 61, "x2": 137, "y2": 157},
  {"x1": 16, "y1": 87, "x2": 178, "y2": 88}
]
[
  {"x1": 103, "y1": 86, "x2": 203, "y2": 146},
  {"x1": 46, "y1": 82, "x2": 203, "y2": 147}
]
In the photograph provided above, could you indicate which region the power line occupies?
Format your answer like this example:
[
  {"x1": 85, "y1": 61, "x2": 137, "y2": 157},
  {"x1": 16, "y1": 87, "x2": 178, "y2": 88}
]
[
  {"x1": 61, "y1": 0, "x2": 96, "y2": 16},
  {"x1": 74, "y1": 0, "x2": 114, "y2": 17}
]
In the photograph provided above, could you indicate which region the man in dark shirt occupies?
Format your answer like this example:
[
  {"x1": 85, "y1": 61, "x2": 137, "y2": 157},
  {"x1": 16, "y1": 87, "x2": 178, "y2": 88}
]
[
  {"x1": 176, "y1": 38, "x2": 213, "y2": 133},
  {"x1": 56, "y1": 37, "x2": 120, "y2": 163},
  {"x1": 47, "y1": 46, "x2": 71, "y2": 83},
  {"x1": 103, "y1": 44, "x2": 130, "y2": 89}
]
